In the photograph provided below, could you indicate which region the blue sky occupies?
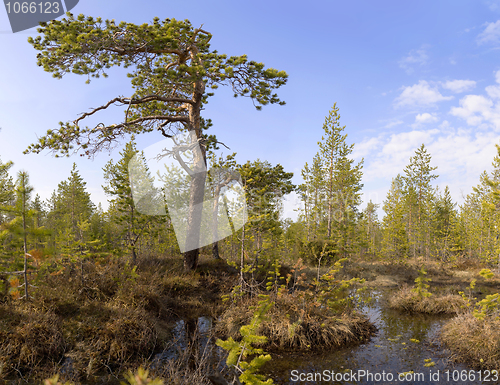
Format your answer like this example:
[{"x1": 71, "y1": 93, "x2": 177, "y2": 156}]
[{"x1": 1, "y1": 0, "x2": 500, "y2": 220}]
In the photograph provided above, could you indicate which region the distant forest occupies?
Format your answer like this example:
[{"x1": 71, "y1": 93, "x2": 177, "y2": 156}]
[{"x1": 2, "y1": 103, "x2": 500, "y2": 285}]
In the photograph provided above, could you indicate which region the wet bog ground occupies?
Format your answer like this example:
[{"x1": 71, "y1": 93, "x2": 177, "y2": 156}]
[{"x1": 262, "y1": 290, "x2": 500, "y2": 385}]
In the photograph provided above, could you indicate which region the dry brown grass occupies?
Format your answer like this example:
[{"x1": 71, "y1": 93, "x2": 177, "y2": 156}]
[
  {"x1": 44, "y1": 325, "x2": 231, "y2": 385},
  {"x1": 0, "y1": 305, "x2": 66, "y2": 379},
  {"x1": 441, "y1": 313, "x2": 500, "y2": 369},
  {"x1": 389, "y1": 285, "x2": 466, "y2": 314},
  {"x1": 216, "y1": 294, "x2": 375, "y2": 351},
  {"x1": 0, "y1": 254, "x2": 239, "y2": 383}
]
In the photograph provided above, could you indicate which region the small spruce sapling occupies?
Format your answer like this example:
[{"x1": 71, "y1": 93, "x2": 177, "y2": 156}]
[
  {"x1": 473, "y1": 269, "x2": 500, "y2": 320},
  {"x1": 315, "y1": 258, "x2": 366, "y2": 312},
  {"x1": 412, "y1": 266, "x2": 432, "y2": 298},
  {"x1": 216, "y1": 294, "x2": 274, "y2": 385}
]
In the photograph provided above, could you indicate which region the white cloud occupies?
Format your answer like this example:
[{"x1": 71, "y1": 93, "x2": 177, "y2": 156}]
[
  {"x1": 361, "y1": 129, "x2": 440, "y2": 181},
  {"x1": 450, "y1": 95, "x2": 495, "y2": 126},
  {"x1": 394, "y1": 80, "x2": 453, "y2": 108},
  {"x1": 485, "y1": 70, "x2": 500, "y2": 98},
  {"x1": 450, "y1": 72, "x2": 500, "y2": 130},
  {"x1": 487, "y1": 0, "x2": 500, "y2": 12},
  {"x1": 486, "y1": 84, "x2": 500, "y2": 98},
  {"x1": 426, "y1": 129, "x2": 498, "y2": 179},
  {"x1": 477, "y1": 20, "x2": 500, "y2": 45},
  {"x1": 359, "y1": 126, "x2": 500, "y2": 215},
  {"x1": 352, "y1": 137, "x2": 382, "y2": 160},
  {"x1": 282, "y1": 191, "x2": 301, "y2": 221},
  {"x1": 438, "y1": 120, "x2": 452, "y2": 132},
  {"x1": 442, "y1": 79, "x2": 477, "y2": 93},
  {"x1": 381, "y1": 129, "x2": 439, "y2": 157},
  {"x1": 399, "y1": 46, "x2": 429, "y2": 74},
  {"x1": 383, "y1": 120, "x2": 404, "y2": 128},
  {"x1": 414, "y1": 113, "x2": 439, "y2": 125}
]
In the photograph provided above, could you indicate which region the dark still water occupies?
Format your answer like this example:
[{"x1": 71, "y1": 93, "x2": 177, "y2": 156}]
[{"x1": 263, "y1": 290, "x2": 500, "y2": 385}]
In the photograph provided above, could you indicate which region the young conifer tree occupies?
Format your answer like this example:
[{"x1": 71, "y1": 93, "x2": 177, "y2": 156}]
[
  {"x1": 0, "y1": 158, "x2": 14, "y2": 216},
  {"x1": 402, "y1": 144, "x2": 438, "y2": 259},
  {"x1": 237, "y1": 160, "x2": 294, "y2": 264},
  {"x1": 458, "y1": 144, "x2": 500, "y2": 262},
  {"x1": 317, "y1": 104, "x2": 363, "y2": 255},
  {"x1": 431, "y1": 186, "x2": 458, "y2": 260},
  {"x1": 103, "y1": 139, "x2": 160, "y2": 264},
  {"x1": 1, "y1": 172, "x2": 36, "y2": 299},
  {"x1": 299, "y1": 154, "x2": 324, "y2": 241},
  {"x1": 382, "y1": 175, "x2": 407, "y2": 259},
  {"x1": 50, "y1": 164, "x2": 95, "y2": 256}
]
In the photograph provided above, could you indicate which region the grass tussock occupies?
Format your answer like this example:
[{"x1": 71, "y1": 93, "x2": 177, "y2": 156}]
[
  {"x1": 43, "y1": 326, "x2": 230, "y2": 385},
  {"x1": 0, "y1": 305, "x2": 66, "y2": 376},
  {"x1": 0, "y1": 254, "x2": 237, "y2": 383},
  {"x1": 441, "y1": 313, "x2": 500, "y2": 369},
  {"x1": 389, "y1": 285, "x2": 466, "y2": 314},
  {"x1": 216, "y1": 294, "x2": 375, "y2": 351}
]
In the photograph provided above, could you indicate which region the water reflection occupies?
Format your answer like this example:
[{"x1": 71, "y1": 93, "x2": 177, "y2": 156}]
[
  {"x1": 264, "y1": 289, "x2": 497, "y2": 385},
  {"x1": 151, "y1": 315, "x2": 226, "y2": 373}
]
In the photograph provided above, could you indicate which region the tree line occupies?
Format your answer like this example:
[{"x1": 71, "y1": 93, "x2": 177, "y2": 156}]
[
  {"x1": 294, "y1": 105, "x2": 500, "y2": 266},
  {"x1": 2, "y1": 103, "x2": 500, "y2": 286},
  {"x1": 0, "y1": 142, "x2": 296, "y2": 278}
]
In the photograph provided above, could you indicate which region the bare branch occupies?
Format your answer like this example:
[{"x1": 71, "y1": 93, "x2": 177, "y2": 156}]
[
  {"x1": 214, "y1": 140, "x2": 230, "y2": 150},
  {"x1": 74, "y1": 95, "x2": 193, "y2": 126}
]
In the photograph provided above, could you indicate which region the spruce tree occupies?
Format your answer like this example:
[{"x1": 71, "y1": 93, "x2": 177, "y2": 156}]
[
  {"x1": 103, "y1": 139, "x2": 159, "y2": 264},
  {"x1": 47, "y1": 164, "x2": 95, "y2": 256}
]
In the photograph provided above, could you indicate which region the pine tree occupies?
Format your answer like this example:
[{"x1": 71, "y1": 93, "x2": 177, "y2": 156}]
[
  {"x1": 431, "y1": 186, "x2": 458, "y2": 260},
  {"x1": 317, "y1": 104, "x2": 363, "y2": 256},
  {"x1": 484, "y1": 144, "x2": 500, "y2": 267},
  {"x1": 359, "y1": 200, "x2": 381, "y2": 257},
  {"x1": 0, "y1": 158, "x2": 14, "y2": 225},
  {"x1": 26, "y1": 14, "x2": 288, "y2": 271},
  {"x1": 402, "y1": 144, "x2": 438, "y2": 259},
  {"x1": 299, "y1": 154, "x2": 325, "y2": 241},
  {"x1": 458, "y1": 144, "x2": 500, "y2": 263},
  {"x1": 1, "y1": 172, "x2": 39, "y2": 299},
  {"x1": 207, "y1": 152, "x2": 240, "y2": 260},
  {"x1": 297, "y1": 104, "x2": 363, "y2": 262},
  {"x1": 30, "y1": 194, "x2": 47, "y2": 251},
  {"x1": 237, "y1": 160, "x2": 294, "y2": 265},
  {"x1": 382, "y1": 175, "x2": 408, "y2": 259},
  {"x1": 47, "y1": 163, "x2": 95, "y2": 256},
  {"x1": 103, "y1": 139, "x2": 160, "y2": 264}
]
